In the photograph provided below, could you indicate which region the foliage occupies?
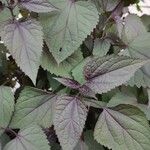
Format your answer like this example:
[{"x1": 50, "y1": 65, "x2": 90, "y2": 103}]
[{"x1": 0, "y1": 0, "x2": 150, "y2": 150}]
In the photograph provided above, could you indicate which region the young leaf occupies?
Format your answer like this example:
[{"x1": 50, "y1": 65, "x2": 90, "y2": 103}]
[
  {"x1": 40, "y1": 0, "x2": 99, "y2": 63},
  {"x1": 53, "y1": 95, "x2": 88, "y2": 150},
  {"x1": 19, "y1": 0, "x2": 57, "y2": 13},
  {"x1": 0, "y1": 19, "x2": 43, "y2": 84},
  {"x1": 84, "y1": 55, "x2": 147, "y2": 94},
  {"x1": 94, "y1": 104, "x2": 150, "y2": 150},
  {"x1": 41, "y1": 48, "x2": 83, "y2": 78},
  {"x1": 0, "y1": 86, "x2": 14, "y2": 135},
  {"x1": 10, "y1": 87, "x2": 56, "y2": 128},
  {"x1": 3, "y1": 125, "x2": 50, "y2": 150}
]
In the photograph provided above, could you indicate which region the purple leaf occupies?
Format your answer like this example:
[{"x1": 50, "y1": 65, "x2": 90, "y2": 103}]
[
  {"x1": 84, "y1": 55, "x2": 148, "y2": 94},
  {"x1": 79, "y1": 85, "x2": 96, "y2": 99},
  {"x1": 20, "y1": 0, "x2": 57, "y2": 13},
  {"x1": 55, "y1": 77, "x2": 96, "y2": 98},
  {"x1": 53, "y1": 95, "x2": 88, "y2": 150},
  {"x1": 54, "y1": 77, "x2": 81, "y2": 89},
  {"x1": 0, "y1": 20, "x2": 43, "y2": 84}
]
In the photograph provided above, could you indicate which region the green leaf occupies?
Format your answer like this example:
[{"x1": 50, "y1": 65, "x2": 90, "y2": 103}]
[
  {"x1": 123, "y1": 14, "x2": 147, "y2": 42},
  {"x1": 53, "y1": 95, "x2": 88, "y2": 150},
  {"x1": 141, "y1": 15, "x2": 150, "y2": 32},
  {"x1": 3, "y1": 125, "x2": 50, "y2": 150},
  {"x1": 94, "y1": 104, "x2": 150, "y2": 150},
  {"x1": 41, "y1": 48, "x2": 83, "y2": 78},
  {"x1": 10, "y1": 87, "x2": 56, "y2": 128},
  {"x1": 124, "y1": 33, "x2": 150, "y2": 88},
  {"x1": 84, "y1": 55, "x2": 147, "y2": 94},
  {"x1": 93, "y1": 38, "x2": 111, "y2": 57},
  {"x1": 0, "y1": 19, "x2": 43, "y2": 84},
  {"x1": 0, "y1": 8, "x2": 11, "y2": 23},
  {"x1": 0, "y1": 86, "x2": 14, "y2": 135},
  {"x1": 107, "y1": 91, "x2": 137, "y2": 107},
  {"x1": 74, "y1": 141, "x2": 88, "y2": 150},
  {"x1": 71, "y1": 57, "x2": 91, "y2": 84},
  {"x1": 119, "y1": 15, "x2": 150, "y2": 88},
  {"x1": 40, "y1": 0, "x2": 99, "y2": 63},
  {"x1": 84, "y1": 130, "x2": 104, "y2": 150}
]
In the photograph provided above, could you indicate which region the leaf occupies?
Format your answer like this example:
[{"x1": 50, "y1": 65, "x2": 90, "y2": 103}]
[
  {"x1": 0, "y1": 19, "x2": 43, "y2": 84},
  {"x1": 123, "y1": 14, "x2": 147, "y2": 42},
  {"x1": 72, "y1": 57, "x2": 91, "y2": 84},
  {"x1": 106, "y1": 90, "x2": 150, "y2": 121},
  {"x1": 0, "y1": 86, "x2": 14, "y2": 135},
  {"x1": 74, "y1": 140, "x2": 88, "y2": 150},
  {"x1": 41, "y1": 48, "x2": 83, "y2": 78},
  {"x1": 10, "y1": 87, "x2": 56, "y2": 128},
  {"x1": 54, "y1": 77, "x2": 81, "y2": 89},
  {"x1": 124, "y1": 33, "x2": 150, "y2": 88},
  {"x1": 84, "y1": 55, "x2": 147, "y2": 94},
  {"x1": 0, "y1": 8, "x2": 11, "y2": 23},
  {"x1": 0, "y1": 133, "x2": 10, "y2": 149},
  {"x1": 93, "y1": 38, "x2": 111, "y2": 57},
  {"x1": 40, "y1": 0, "x2": 99, "y2": 63},
  {"x1": 94, "y1": 104, "x2": 150, "y2": 150},
  {"x1": 107, "y1": 91, "x2": 137, "y2": 107},
  {"x1": 84, "y1": 130, "x2": 104, "y2": 150},
  {"x1": 141, "y1": 15, "x2": 150, "y2": 32},
  {"x1": 55, "y1": 77, "x2": 96, "y2": 98},
  {"x1": 19, "y1": 0, "x2": 57, "y2": 13},
  {"x1": 53, "y1": 95, "x2": 88, "y2": 150},
  {"x1": 120, "y1": 14, "x2": 150, "y2": 88},
  {"x1": 3, "y1": 125, "x2": 50, "y2": 150}
]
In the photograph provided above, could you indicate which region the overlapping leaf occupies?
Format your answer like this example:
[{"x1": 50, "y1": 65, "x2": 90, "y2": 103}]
[
  {"x1": 0, "y1": 86, "x2": 14, "y2": 136},
  {"x1": 3, "y1": 125, "x2": 50, "y2": 150},
  {"x1": 40, "y1": 0, "x2": 99, "y2": 63},
  {"x1": 94, "y1": 104, "x2": 150, "y2": 150},
  {"x1": 53, "y1": 95, "x2": 88, "y2": 150},
  {"x1": 41, "y1": 48, "x2": 83, "y2": 77},
  {"x1": 84, "y1": 55, "x2": 147, "y2": 94},
  {"x1": 0, "y1": 19, "x2": 43, "y2": 84},
  {"x1": 10, "y1": 87, "x2": 56, "y2": 128}
]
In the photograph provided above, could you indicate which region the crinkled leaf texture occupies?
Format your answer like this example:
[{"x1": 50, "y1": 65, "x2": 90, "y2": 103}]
[
  {"x1": 19, "y1": 0, "x2": 56, "y2": 13},
  {"x1": 0, "y1": 20, "x2": 43, "y2": 84},
  {"x1": 0, "y1": 86, "x2": 14, "y2": 135},
  {"x1": 10, "y1": 87, "x2": 56, "y2": 128},
  {"x1": 54, "y1": 95, "x2": 88, "y2": 150},
  {"x1": 40, "y1": 48, "x2": 83, "y2": 77},
  {"x1": 94, "y1": 104, "x2": 150, "y2": 150},
  {"x1": 84, "y1": 55, "x2": 147, "y2": 94},
  {"x1": 40, "y1": 0, "x2": 99, "y2": 63},
  {"x1": 3, "y1": 125, "x2": 50, "y2": 150}
]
